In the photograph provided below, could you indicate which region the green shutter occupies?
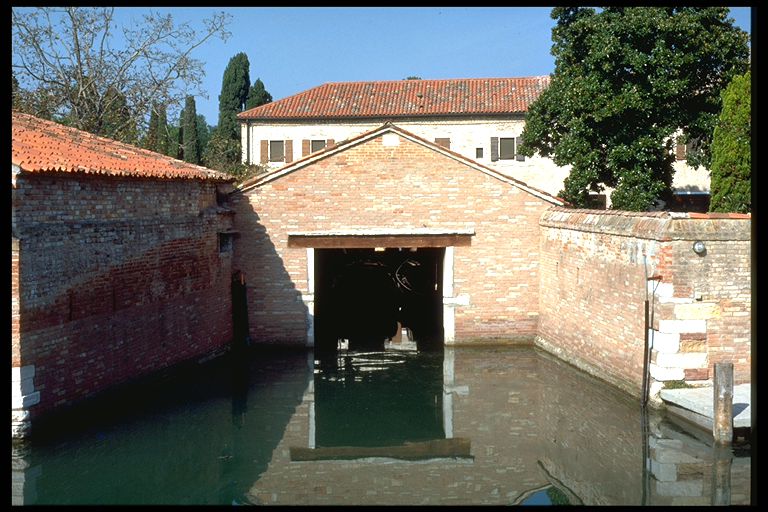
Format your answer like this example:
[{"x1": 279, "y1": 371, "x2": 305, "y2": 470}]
[{"x1": 490, "y1": 137, "x2": 499, "y2": 162}]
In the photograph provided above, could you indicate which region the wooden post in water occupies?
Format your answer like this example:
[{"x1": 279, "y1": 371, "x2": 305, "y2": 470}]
[
  {"x1": 711, "y1": 443, "x2": 733, "y2": 505},
  {"x1": 712, "y1": 362, "x2": 734, "y2": 445}
]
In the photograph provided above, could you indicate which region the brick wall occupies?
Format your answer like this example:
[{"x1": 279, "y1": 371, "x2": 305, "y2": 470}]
[
  {"x1": 537, "y1": 208, "x2": 751, "y2": 399},
  {"x1": 12, "y1": 173, "x2": 234, "y2": 422},
  {"x1": 230, "y1": 131, "x2": 556, "y2": 345}
]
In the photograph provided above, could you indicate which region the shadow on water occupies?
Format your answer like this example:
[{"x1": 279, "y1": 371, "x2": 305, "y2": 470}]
[
  {"x1": 12, "y1": 347, "x2": 311, "y2": 505},
  {"x1": 12, "y1": 345, "x2": 751, "y2": 505}
]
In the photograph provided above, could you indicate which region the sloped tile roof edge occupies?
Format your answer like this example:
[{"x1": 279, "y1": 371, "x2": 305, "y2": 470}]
[
  {"x1": 12, "y1": 111, "x2": 234, "y2": 182},
  {"x1": 235, "y1": 123, "x2": 566, "y2": 207},
  {"x1": 237, "y1": 76, "x2": 551, "y2": 120}
]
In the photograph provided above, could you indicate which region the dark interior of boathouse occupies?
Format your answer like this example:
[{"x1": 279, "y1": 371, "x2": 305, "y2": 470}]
[{"x1": 313, "y1": 247, "x2": 444, "y2": 353}]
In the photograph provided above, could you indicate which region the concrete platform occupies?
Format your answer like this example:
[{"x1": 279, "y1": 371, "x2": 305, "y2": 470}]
[{"x1": 660, "y1": 383, "x2": 751, "y2": 430}]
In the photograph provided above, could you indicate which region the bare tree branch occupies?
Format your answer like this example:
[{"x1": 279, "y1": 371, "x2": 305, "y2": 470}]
[{"x1": 12, "y1": 7, "x2": 231, "y2": 142}]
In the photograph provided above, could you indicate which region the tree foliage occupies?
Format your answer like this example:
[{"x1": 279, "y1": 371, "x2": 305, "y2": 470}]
[
  {"x1": 709, "y1": 71, "x2": 751, "y2": 213},
  {"x1": 246, "y1": 78, "x2": 273, "y2": 110},
  {"x1": 182, "y1": 96, "x2": 201, "y2": 164},
  {"x1": 12, "y1": 7, "x2": 230, "y2": 143},
  {"x1": 218, "y1": 52, "x2": 251, "y2": 140},
  {"x1": 520, "y1": 7, "x2": 749, "y2": 210}
]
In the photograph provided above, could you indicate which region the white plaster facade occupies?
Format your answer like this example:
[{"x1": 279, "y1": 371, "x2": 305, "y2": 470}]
[
  {"x1": 241, "y1": 117, "x2": 710, "y2": 203},
  {"x1": 241, "y1": 117, "x2": 573, "y2": 198}
]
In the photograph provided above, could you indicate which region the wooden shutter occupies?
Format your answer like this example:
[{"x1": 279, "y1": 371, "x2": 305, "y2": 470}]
[
  {"x1": 490, "y1": 137, "x2": 499, "y2": 162},
  {"x1": 260, "y1": 140, "x2": 268, "y2": 164},
  {"x1": 515, "y1": 137, "x2": 526, "y2": 161},
  {"x1": 327, "y1": 139, "x2": 335, "y2": 148},
  {"x1": 302, "y1": 139, "x2": 310, "y2": 157},
  {"x1": 285, "y1": 140, "x2": 293, "y2": 163},
  {"x1": 675, "y1": 143, "x2": 686, "y2": 160},
  {"x1": 435, "y1": 138, "x2": 451, "y2": 149}
]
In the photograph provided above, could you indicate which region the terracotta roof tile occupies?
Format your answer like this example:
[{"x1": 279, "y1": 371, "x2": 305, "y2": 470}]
[
  {"x1": 237, "y1": 76, "x2": 550, "y2": 120},
  {"x1": 12, "y1": 111, "x2": 234, "y2": 182}
]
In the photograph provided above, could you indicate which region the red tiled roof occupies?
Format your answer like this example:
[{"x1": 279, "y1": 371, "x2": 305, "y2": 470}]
[
  {"x1": 237, "y1": 76, "x2": 550, "y2": 120},
  {"x1": 12, "y1": 111, "x2": 233, "y2": 182}
]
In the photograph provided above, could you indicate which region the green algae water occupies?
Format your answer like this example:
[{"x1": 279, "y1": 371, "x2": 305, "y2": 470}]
[{"x1": 11, "y1": 346, "x2": 751, "y2": 505}]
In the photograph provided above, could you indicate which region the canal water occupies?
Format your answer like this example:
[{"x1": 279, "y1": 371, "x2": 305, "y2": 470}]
[{"x1": 11, "y1": 345, "x2": 751, "y2": 505}]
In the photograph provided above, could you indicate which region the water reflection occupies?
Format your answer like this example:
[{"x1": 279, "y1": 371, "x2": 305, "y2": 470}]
[{"x1": 11, "y1": 346, "x2": 750, "y2": 505}]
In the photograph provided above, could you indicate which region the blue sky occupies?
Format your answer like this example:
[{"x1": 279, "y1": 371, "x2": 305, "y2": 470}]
[{"x1": 109, "y1": 7, "x2": 752, "y2": 124}]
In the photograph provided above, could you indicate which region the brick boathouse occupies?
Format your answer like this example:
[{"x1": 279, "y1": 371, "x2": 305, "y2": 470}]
[
  {"x1": 229, "y1": 123, "x2": 565, "y2": 352},
  {"x1": 12, "y1": 112, "x2": 237, "y2": 437}
]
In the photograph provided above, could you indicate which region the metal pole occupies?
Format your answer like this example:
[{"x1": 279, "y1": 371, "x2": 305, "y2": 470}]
[
  {"x1": 641, "y1": 299, "x2": 650, "y2": 407},
  {"x1": 713, "y1": 362, "x2": 734, "y2": 445}
]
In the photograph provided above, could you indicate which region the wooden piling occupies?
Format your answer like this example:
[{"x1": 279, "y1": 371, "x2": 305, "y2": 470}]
[
  {"x1": 712, "y1": 362, "x2": 734, "y2": 445},
  {"x1": 711, "y1": 443, "x2": 733, "y2": 505}
]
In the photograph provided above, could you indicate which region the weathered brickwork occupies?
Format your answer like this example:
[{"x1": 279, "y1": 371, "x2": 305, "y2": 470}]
[
  {"x1": 537, "y1": 208, "x2": 751, "y2": 399},
  {"x1": 12, "y1": 173, "x2": 235, "y2": 421},
  {"x1": 230, "y1": 130, "x2": 558, "y2": 345}
]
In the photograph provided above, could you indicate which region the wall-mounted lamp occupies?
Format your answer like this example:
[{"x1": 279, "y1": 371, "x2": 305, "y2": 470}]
[{"x1": 692, "y1": 240, "x2": 706, "y2": 255}]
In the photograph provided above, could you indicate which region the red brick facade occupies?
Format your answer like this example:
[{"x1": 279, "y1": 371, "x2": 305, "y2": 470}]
[
  {"x1": 230, "y1": 126, "x2": 562, "y2": 346},
  {"x1": 12, "y1": 173, "x2": 235, "y2": 419},
  {"x1": 538, "y1": 208, "x2": 751, "y2": 398}
]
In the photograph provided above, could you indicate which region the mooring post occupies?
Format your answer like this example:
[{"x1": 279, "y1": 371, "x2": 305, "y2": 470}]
[
  {"x1": 712, "y1": 362, "x2": 734, "y2": 445},
  {"x1": 711, "y1": 443, "x2": 733, "y2": 505}
]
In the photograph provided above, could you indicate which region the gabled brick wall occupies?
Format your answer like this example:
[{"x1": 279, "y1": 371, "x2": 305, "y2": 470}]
[{"x1": 230, "y1": 131, "x2": 558, "y2": 345}]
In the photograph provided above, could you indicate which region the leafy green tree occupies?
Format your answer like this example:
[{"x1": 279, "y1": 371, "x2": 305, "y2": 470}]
[
  {"x1": 12, "y1": 7, "x2": 231, "y2": 142},
  {"x1": 218, "y1": 52, "x2": 251, "y2": 140},
  {"x1": 245, "y1": 78, "x2": 273, "y2": 110},
  {"x1": 520, "y1": 7, "x2": 749, "y2": 210},
  {"x1": 709, "y1": 71, "x2": 750, "y2": 213},
  {"x1": 182, "y1": 96, "x2": 200, "y2": 164}
]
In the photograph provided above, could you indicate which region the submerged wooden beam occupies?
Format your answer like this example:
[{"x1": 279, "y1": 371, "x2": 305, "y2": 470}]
[{"x1": 289, "y1": 437, "x2": 472, "y2": 461}]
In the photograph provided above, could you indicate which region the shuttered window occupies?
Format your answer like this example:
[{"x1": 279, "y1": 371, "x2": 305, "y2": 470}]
[
  {"x1": 499, "y1": 138, "x2": 515, "y2": 160},
  {"x1": 515, "y1": 137, "x2": 526, "y2": 161},
  {"x1": 435, "y1": 138, "x2": 451, "y2": 149},
  {"x1": 269, "y1": 140, "x2": 285, "y2": 162},
  {"x1": 476, "y1": 147, "x2": 483, "y2": 159},
  {"x1": 311, "y1": 139, "x2": 326, "y2": 153},
  {"x1": 491, "y1": 136, "x2": 525, "y2": 161}
]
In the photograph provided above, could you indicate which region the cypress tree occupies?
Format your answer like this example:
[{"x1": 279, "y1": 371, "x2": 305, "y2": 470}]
[
  {"x1": 156, "y1": 103, "x2": 169, "y2": 156},
  {"x1": 218, "y1": 52, "x2": 250, "y2": 140},
  {"x1": 246, "y1": 78, "x2": 273, "y2": 110},
  {"x1": 144, "y1": 103, "x2": 159, "y2": 151},
  {"x1": 182, "y1": 96, "x2": 200, "y2": 164}
]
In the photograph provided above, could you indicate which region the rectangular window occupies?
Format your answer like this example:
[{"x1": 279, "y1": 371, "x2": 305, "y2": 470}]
[
  {"x1": 219, "y1": 233, "x2": 235, "y2": 254},
  {"x1": 499, "y1": 138, "x2": 515, "y2": 160},
  {"x1": 310, "y1": 139, "x2": 326, "y2": 153},
  {"x1": 434, "y1": 138, "x2": 451, "y2": 149},
  {"x1": 269, "y1": 140, "x2": 285, "y2": 162},
  {"x1": 476, "y1": 147, "x2": 483, "y2": 159}
]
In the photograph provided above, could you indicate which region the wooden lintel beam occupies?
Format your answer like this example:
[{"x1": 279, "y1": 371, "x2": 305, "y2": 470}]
[{"x1": 288, "y1": 234, "x2": 472, "y2": 249}]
